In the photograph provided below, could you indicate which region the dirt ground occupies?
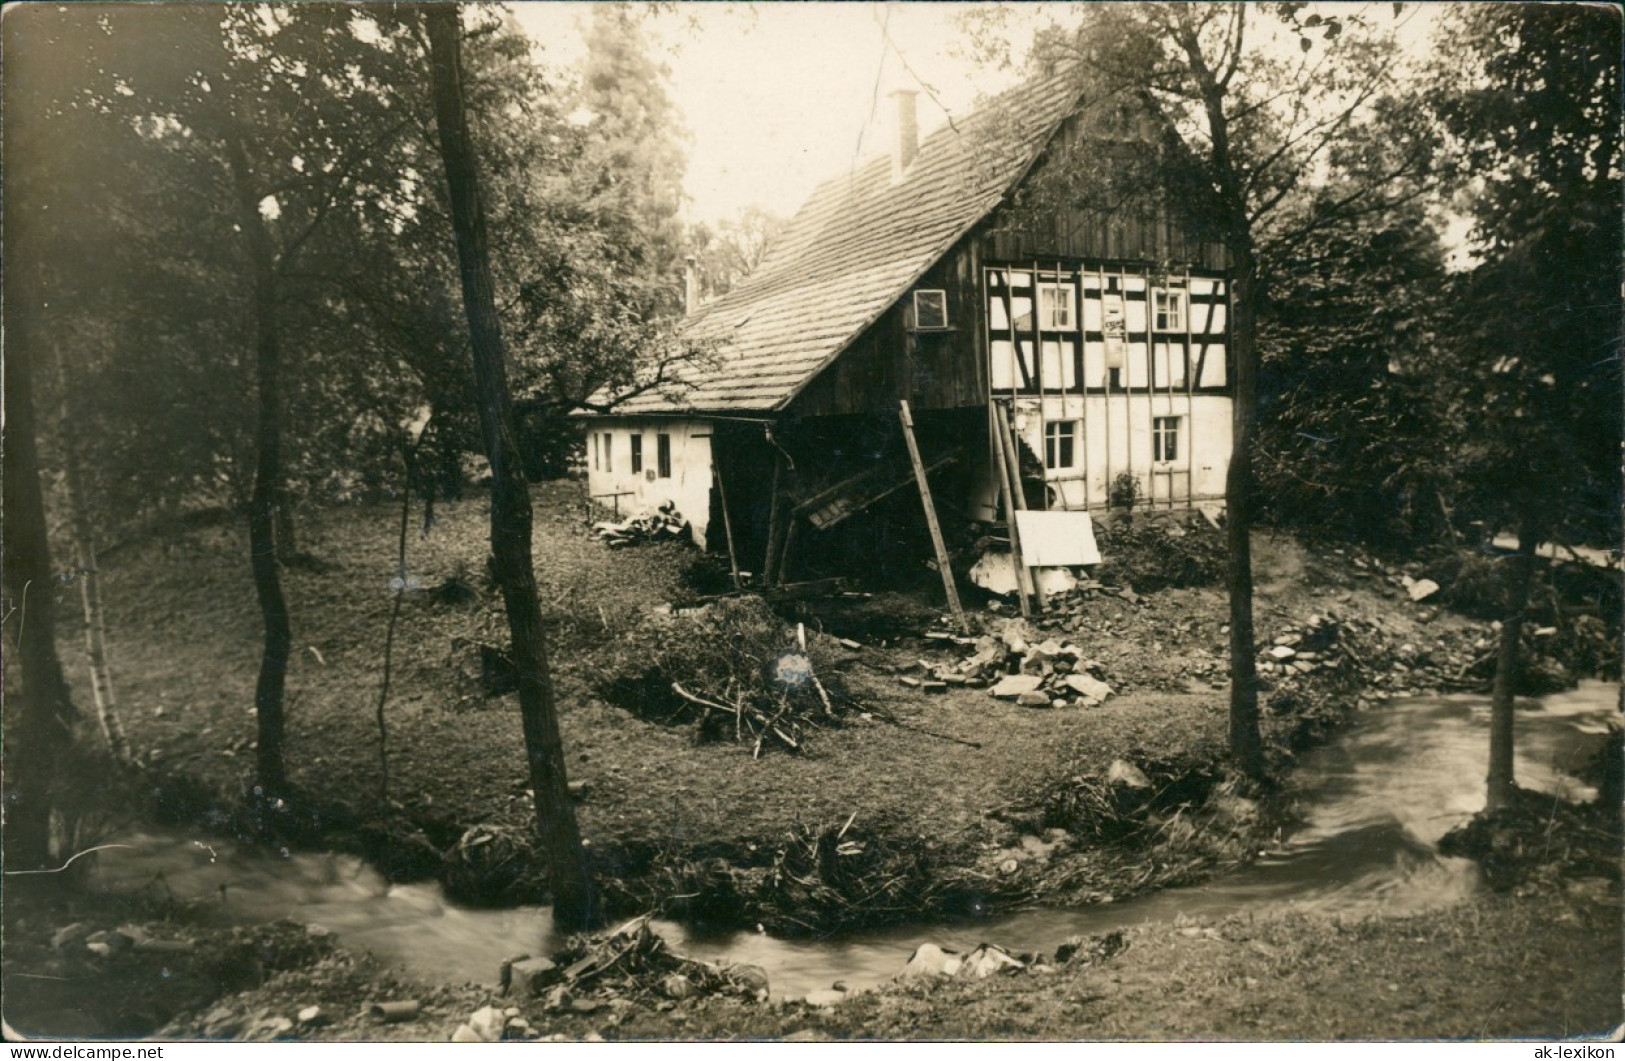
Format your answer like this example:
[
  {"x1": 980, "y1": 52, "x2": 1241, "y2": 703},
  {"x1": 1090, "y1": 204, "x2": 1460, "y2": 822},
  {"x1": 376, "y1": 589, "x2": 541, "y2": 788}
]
[{"x1": 11, "y1": 478, "x2": 1620, "y2": 1041}]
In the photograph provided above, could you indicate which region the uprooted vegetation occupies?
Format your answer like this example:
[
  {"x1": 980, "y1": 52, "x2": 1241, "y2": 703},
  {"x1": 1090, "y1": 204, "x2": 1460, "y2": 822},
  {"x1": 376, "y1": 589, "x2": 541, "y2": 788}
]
[
  {"x1": 629, "y1": 822, "x2": 997, "y2": 937},
  {"x1": 594, "y1": 596, "x2": 857, "y2": 754},
  {"x1": 1438, "y1": 785, "x2": 1622, "y2": 893}
]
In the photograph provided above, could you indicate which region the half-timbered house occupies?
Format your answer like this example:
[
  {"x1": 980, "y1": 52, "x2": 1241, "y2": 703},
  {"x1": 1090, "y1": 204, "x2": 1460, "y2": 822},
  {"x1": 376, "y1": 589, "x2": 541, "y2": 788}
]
[{"x1": 579, "y1": 70, "x2": 1231, "y2": 584}]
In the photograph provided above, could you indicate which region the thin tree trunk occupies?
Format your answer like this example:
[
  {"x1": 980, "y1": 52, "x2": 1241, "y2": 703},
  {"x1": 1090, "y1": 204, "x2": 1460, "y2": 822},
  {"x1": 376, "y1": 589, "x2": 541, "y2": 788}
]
[
  {"x1": 1224, "y1": 251, "x2": 1265, "y2": 779},
  {"x1": 1486, "y1": 527, "x2": 1539, "y2": 811},
  {"x1": 426, "y1": 6, "x2": 598, "y2": 930},
  {"x1": 54, "y1": 352, "x2": 129, "y2": 763},
  {"x1": 227, "y1": 133, "x2": 292, "y2": 798},
  {"x1": 3, "y1": 340, "x2": 80, "y2": 869}
]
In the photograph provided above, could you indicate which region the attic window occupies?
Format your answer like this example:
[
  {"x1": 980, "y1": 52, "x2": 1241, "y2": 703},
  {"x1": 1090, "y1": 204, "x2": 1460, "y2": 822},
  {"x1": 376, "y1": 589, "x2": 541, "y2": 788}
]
[{"x1": 912, "y1": 289, "x2": 949, "y2": 331}]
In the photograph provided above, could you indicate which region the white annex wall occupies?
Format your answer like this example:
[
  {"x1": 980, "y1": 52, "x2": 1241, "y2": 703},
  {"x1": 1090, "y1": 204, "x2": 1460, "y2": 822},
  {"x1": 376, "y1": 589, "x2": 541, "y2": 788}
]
[
  {"x1": 976, "y1": 394, "x2": 1232, "y2": 513},
  {"x1": 583, "y1": 418, "x2": 714, "y2": 548}
]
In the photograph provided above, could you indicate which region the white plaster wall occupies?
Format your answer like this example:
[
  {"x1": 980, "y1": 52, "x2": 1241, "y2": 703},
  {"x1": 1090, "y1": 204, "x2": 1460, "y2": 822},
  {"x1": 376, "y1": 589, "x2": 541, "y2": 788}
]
[
  {"x1": 992, "y1": 393, "x2": 1231, "y2": 511},
  {"x1": 583, "y1": 418, "x2": 713, "y2": 547}
]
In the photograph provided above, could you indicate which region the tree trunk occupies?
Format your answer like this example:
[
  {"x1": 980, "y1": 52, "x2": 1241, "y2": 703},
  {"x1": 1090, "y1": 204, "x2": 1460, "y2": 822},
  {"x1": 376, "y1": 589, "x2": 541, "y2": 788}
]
[
  {"x1": 426, "y1": 6, "x2": 599, "y2": 930},
  {"x1": 1486, "y1": 527, "x2": 1539, "y2": 811},
  {"x1": 1224, "y1": 250, "x2": 1266, "y2": 779},
  {"x1": 64, "y1": 438, "x2": 129, "y2": 764},
  {"x1": 273, "y1": 486, "x2": 299, "y2": 565},
  {"x1": 3, "y1": 340, "x2": 80, "y2": 869},
  {"x1": 227, "y1": 133, "x2": 292, "y2": 797},
  {"x1": 53, "y1": 351, "x2": 129, "y2": 763}
]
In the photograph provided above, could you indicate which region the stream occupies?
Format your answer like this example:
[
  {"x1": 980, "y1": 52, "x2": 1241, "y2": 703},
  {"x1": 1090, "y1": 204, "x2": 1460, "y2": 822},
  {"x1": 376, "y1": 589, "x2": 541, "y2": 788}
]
[{"x1": 90, "y1": 682, "x2": 1618, "y2": 1001}]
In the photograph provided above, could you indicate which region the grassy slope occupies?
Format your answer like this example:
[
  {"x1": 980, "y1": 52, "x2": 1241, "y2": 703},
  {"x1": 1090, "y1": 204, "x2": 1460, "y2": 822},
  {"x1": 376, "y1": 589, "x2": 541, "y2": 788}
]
[{"x1": 78, "y1": 483, "x2": 1257, "y2": 854}]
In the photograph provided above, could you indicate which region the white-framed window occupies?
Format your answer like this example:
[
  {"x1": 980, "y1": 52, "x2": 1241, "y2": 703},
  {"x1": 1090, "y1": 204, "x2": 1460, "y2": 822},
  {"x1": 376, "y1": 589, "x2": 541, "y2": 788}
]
[
  {"x1": 1044, "y1": 420, "x2": 1080, "y2": 470},
  {"x1": 1038, "y1": 282, "x2": 1074, "y2": 330},
  {"x1": 1154, "y1": 287, "x2": 1187, "y2": 332},
  {"x1": 601, "y1": 432, "x2": 613, "y2": 472},
  {"x1": 630, "y1": 433, "x2": 643, "y2": 474},
  {"x1": 912, "y1": 289, "x2": 949, "y2": 330},
  {"x1": 1153, "y1": 416, "x2": 1181, "y2": 463},
  {"x1": 656, "y1": 433, "x2": 672, "y2": 479}
]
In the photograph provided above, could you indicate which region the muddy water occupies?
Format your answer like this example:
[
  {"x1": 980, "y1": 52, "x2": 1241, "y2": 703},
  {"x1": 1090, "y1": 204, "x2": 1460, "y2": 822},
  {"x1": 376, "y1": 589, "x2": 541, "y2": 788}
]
[{"x1": 91, "y1": 682, "x2": 1618, "y2": 1000}]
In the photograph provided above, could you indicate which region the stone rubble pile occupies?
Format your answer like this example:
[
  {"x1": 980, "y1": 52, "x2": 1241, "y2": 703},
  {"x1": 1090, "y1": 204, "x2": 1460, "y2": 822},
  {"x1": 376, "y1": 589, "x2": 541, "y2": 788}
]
[{"x1": 893, "y1": 621, "x2": 1115, "y2": 709}]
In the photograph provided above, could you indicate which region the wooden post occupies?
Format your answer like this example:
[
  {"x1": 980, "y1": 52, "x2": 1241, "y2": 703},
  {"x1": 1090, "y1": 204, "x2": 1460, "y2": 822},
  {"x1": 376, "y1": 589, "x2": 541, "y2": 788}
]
[
  {"x1": 990, "y1": 414, "x2": 1034, "y2": 619},
  {"x1": 899, "y1": 400, "x2": 968, "y2": 632},
  {"x1": 762, "y1": 455, "x2": 786, "y2": 587},
  {"x1": 995, "y1": 402, "x2": 1046, "y2": 612},
  {"x1": 713, "y1": 456, "x2": 744, "y2": 590}
]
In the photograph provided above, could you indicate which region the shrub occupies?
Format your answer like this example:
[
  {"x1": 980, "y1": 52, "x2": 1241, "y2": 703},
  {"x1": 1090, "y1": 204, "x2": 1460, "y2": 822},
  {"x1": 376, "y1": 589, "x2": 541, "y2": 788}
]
[{"x1": 1093, "y1": 515, "x2": 1226, "y2": 593}]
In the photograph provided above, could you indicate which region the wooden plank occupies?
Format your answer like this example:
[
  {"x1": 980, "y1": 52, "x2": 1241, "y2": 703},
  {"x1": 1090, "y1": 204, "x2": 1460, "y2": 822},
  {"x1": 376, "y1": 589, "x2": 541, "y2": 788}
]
[
  {"x1": 994, "y1": 401, "x2": 1046, "y2": 612},
  {"x1": 762, "y1": 455, "x2": 786, "y2": 587},
  {"x1": 899, "y1": 400, "x2": 968, "y2": 632},
  {"x1": 990, "y1": 405, "x2": 1034, "y2": 619},
  {"x1": 712, "y1": 456, "x2": 744, "y2": 590}
]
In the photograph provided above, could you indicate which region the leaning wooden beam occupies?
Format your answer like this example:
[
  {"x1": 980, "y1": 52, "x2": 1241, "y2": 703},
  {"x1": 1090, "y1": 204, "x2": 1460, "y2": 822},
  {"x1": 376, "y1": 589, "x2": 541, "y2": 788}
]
[
  {"x1": 713, "y1": 457, "x2": 744, "y2": 590},
  {"x1": 995, "y1": 401, "x2": 1046, "y2": 612},
  {"x1": 990, "y1": 410, "x2": 1034, "y2": 620},
  {"x1": 778, "y1": 516, "x2": 799, "y2": 585},
  {"x1": 899, "y1": 400, "x2": 968, "y2": 633}
]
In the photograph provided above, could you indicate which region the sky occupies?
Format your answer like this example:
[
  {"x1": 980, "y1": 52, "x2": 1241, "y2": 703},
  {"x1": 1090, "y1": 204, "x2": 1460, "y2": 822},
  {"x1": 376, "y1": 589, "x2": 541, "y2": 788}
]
[
  {"x1": 510, "y1": 2, "x2": 1046, "y2": 226},
  {"x1": 509, "y1": 2, "x2": 1462, "y2": 255}
]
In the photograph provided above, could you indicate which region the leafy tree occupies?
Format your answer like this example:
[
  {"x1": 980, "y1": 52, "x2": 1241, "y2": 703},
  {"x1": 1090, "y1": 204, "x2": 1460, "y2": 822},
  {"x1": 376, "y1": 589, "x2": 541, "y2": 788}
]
[
  {"x1": 570, "y1": 3, "x2": 689, "y2": 320},
  {"x1": 423, "y1": 5, "x2": 599, "y2": 930},
  {"x1": 998, "y1": 2, "x2": 1436, "y2": 777},
  {"x1": 686, "y1": 206, "x2": 787, "y2": 301},
  {"x1": 1254, "y1": 196, "x2": 1453, "y2": 545},
  {"x1": 56, "y1": 4, "x2": 421, "y2": 797},
  {"x1": 1430, "y1": 3, "x2": 1621, "y2": 810}
]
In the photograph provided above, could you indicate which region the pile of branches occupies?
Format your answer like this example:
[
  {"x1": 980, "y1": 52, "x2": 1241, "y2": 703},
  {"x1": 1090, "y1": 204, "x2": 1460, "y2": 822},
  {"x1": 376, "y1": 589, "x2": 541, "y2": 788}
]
[
  {"x1": 545, "y1": 916, "x2": 768, "y2": 1003},
  {"x1": 596, "y1": 596, "x2": 855, "y2": 755},
  {"x1": 1037, "y1": 754, "x2": 1226, "y2": 845},
  {"x1": 754, "y1": 820, "x2": 969, "y2": 934}
]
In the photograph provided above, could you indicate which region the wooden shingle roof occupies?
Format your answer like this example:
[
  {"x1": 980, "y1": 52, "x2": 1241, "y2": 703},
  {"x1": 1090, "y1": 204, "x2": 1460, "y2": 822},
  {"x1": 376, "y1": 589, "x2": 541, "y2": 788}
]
[{"x1": 606, "y1": 72, "x2": 1083, "y2": 416}]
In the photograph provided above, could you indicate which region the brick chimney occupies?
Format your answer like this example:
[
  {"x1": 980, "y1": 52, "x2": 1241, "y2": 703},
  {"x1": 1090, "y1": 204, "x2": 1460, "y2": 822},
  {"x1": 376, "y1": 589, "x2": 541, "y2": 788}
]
[
  {"x1": 890, "y1": 88, "x2": 919, "y2": 181},
  {"x1": 683, "y1": 255, "x2": 699, "y2": 314}
]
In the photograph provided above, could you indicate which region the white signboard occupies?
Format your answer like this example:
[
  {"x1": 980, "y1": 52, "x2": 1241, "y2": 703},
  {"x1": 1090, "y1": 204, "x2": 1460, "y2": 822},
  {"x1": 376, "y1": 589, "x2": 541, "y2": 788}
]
[
  {"x1": 1102, "y1": 292, "x2": 1126, "y2": 368},
  {"x1": 1014, "y1": 510, "x2": 1102, "y2": 567}
]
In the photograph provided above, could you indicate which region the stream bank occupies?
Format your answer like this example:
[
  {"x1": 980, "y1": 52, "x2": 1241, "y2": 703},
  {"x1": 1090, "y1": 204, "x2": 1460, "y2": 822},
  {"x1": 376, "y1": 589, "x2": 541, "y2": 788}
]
[{"x1": 9, "y1": 488, "x2": 1621, "y2": 1039}]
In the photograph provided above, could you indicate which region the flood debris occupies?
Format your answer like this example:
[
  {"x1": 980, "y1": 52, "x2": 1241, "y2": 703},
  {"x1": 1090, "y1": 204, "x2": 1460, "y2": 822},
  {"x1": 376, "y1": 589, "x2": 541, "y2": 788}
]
[
  {"x1": 597, "y1": 596, "x2": 857, "y2": 755},
  {"x1": 593, "y1": 502, "x2": 690, "y2": 547},
  {"x1": 904, "y1": 622, "x2": 1115, "y2": 708},
  {"x1": 516, "y1": 916, "x2": 769, "y2": 1008},
  {"x1": 896, "y1": 942, "x2": 1033, "y2": 982},
  {"x1": 369, "y1": 1000, "x2": 420, "y2": 1023}
]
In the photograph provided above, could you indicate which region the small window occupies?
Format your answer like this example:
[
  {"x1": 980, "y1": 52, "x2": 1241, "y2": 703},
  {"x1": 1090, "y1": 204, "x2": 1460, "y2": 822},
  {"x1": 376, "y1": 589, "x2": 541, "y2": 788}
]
[
  {"x1": 630, "y1": 434, "x2": 643, "y2": 474},
  {"x1": 602, "y1": 432, "x2": 613, "y2": 473},
  {"x1": 1154, "y1": 288, "x2": 1186, "y2": 332},
  {"x1": 592, "y1": 433, "x2": 600, "y2": 471},
  {"x1": 1038, "y1": 282, "x2": 1074, "y2": 330},
  {"x1": 1044, "y1": 420, "x2": 1079, "y2": 470},
  {"x1": 913, "y1": 289, "x2": 949, "y2": 330},
  {"x1": 1153, "y1": 416, "x2": 1181, "y2": 463},
  {"x1": 656, "y1": 433, "x2": 672, "y2": 479}
]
